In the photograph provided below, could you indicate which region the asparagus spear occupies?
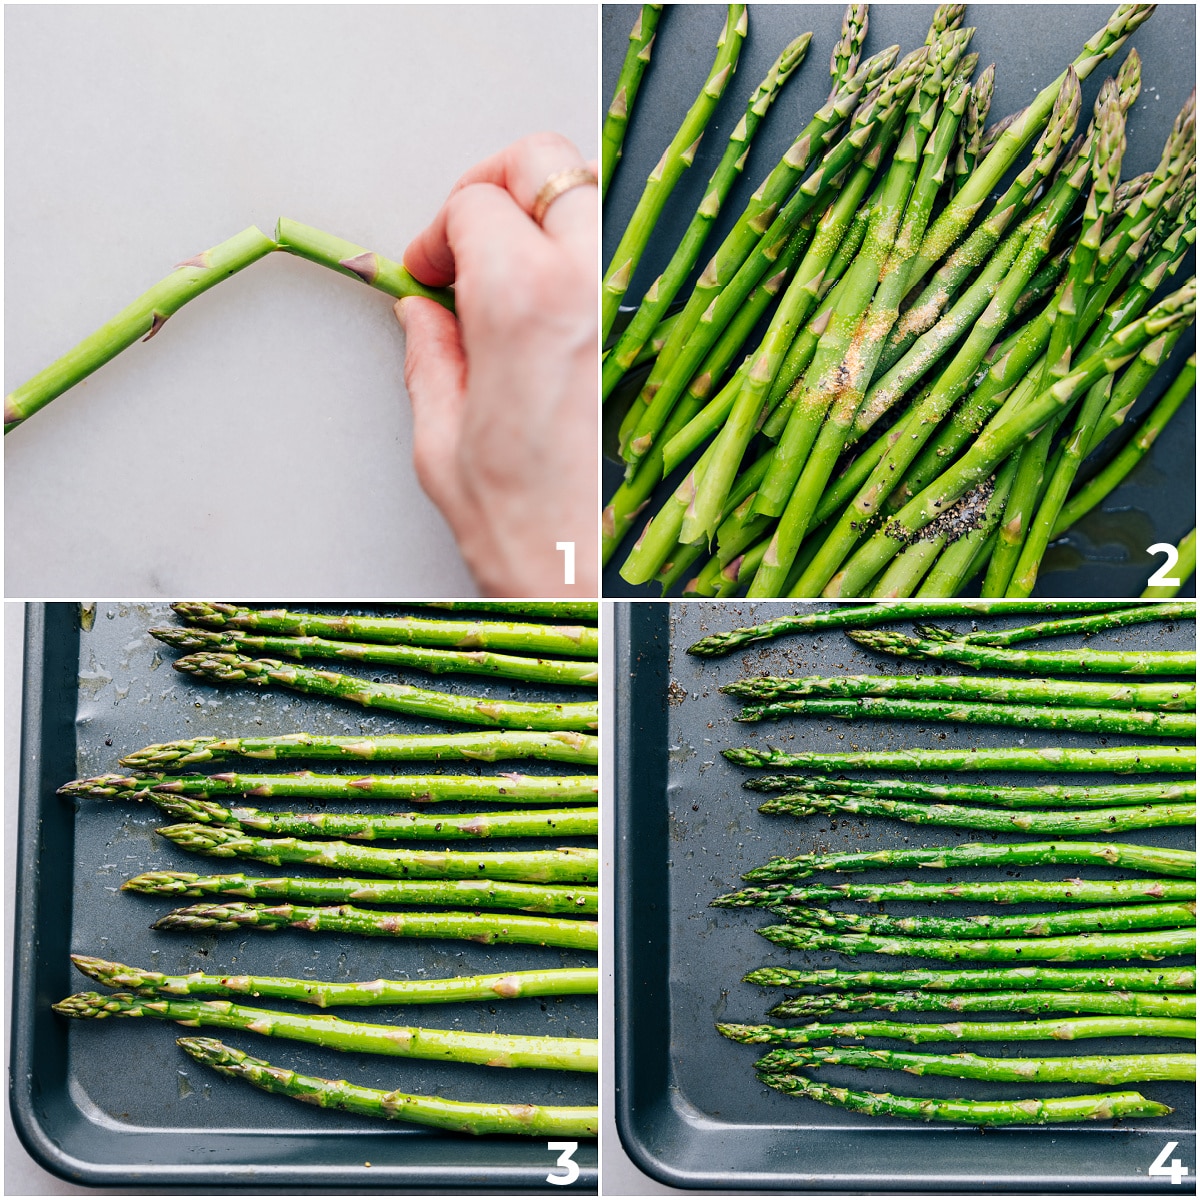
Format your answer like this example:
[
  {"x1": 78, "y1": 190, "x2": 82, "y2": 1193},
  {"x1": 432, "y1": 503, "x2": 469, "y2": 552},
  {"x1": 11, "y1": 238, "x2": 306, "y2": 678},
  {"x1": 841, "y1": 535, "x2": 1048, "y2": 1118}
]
[
  {"x1": 716, "y1": 878, "x2": 1197, "y2": 908},
  {"x1": 124, "y1": 870, "x2": 597, "y2": 915},
  {"x1": 771, "y1": 900, "x2": 1197, "y2": 939},
  {"x1": 956, "y1": 602, "x2": 1196, "y2": 645},
  {"x1": 54, "y1": 992, "x2": 598, "y2": 1072},
  {"x1": 602, "y1": 4, "x2": 665, "y2": 197},
  {"x1": 151, "y1": 626, "x2": 599, "y2": 687},
  {"x1": 72, "y1": 955, "x2": 598, "y2": 1005},
  {"x1": 737, "y1": 697, "x2": 1194, "y2": 739},
  {"x1": 126, "y1": 794, "x2": 599, "y2": 841},
  {"x1": 178, "y1": 1037, "x2": 599, "y2": 1137},
  {"x1": 756, "y1": 925, "x2": 1196, "y2": 962},
  {"x1": 601, "y1": 4, "x2": 748, "y2": 340},
  {"x1": 721, "y1": 673, "x2": 1195, "y2": 712},
  {"x1": 744, "y1": 966, "x2": 1198, "y2": 994},
  {"x1": 827, "y1": 4, "x2": 869, "y2": 97},
  {"x1": 172, "y1": 603, "x2": 598, "y2": 657},
  {"x1": 756, "y1": 1072, "x2": 1172, "y2": 1123},
  {"x1": 685, "y1": 601, "x2": 1124, "y2": 656},
  {"x1": 755, "y1": 1046, "x2": 1195, "y2": 1085},
  {"x1": 743, "y1": 776, "x2": 1194, "y2": 808},
  {"x1": 62, "y1": 770, "x2": 597, "y2": 806},
  {"x1": 172, "y1": 653, "x2": 599, "y2": 732},
  {"x1": 154, "y1": 824, "x2": 598, "y2": 883},
  {"x1": 725, "y1": 745, "x2": 1195, "y2": 775},
  {"x1": 741, "y1": 841, "x2": 1197, "y2": 882},
  {"x1": 425, "y1": 602, "x2": 598, "y2": 620},
  {"x1": 152, "y1": 901, "x2": 598, "y2": 951},
  {"x1": 273, "y1": 219, "x2": 453, "y2": 308},
  {"x1": 720, "y1": 1014, "x2": 1196, "y2": 1044},
  {"x1": 846, "y1": 628, "x2": 1196, "y2": 676},
  {"x1": 121, "y1": 730, "x2": 599, "y2": 771},
  {"x1": 5, "y1": 227, "x2": 278, "y2": 432},
  {"x1": 768, "y1": 990, "x2": 1195, "y2": 1020},
  {"x1": 759, "y1": 793, "x2": 1195, "y2": 834}
]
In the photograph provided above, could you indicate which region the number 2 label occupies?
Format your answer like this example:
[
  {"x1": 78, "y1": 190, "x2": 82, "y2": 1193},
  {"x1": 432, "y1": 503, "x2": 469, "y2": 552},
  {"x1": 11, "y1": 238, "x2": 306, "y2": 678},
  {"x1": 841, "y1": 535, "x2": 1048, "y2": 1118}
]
[{"x1": 1146, "y1": 542, "x2": 1181, "y2": 587}]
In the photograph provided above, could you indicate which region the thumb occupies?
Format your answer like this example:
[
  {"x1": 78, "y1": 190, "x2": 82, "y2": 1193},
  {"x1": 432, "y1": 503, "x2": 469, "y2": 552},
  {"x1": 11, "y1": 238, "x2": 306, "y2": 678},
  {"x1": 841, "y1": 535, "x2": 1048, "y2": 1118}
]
[{"x1": 394, "y1": 297, "x2": 468, "y2": 512}]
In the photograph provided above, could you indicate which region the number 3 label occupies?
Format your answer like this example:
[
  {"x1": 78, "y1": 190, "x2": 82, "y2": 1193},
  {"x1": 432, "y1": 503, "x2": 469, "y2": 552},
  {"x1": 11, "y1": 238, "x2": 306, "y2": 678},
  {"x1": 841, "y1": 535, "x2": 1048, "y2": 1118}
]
[
  {"x1": 546, "y1": 1140, "x2": 580, "y2": 1186},
  {"x1": 1146, "y1": 542, "x2": 1181, "y2": 587},
  {"x1": 1149, "y1": 1141, "x2": 1189, "y2": 1186}
]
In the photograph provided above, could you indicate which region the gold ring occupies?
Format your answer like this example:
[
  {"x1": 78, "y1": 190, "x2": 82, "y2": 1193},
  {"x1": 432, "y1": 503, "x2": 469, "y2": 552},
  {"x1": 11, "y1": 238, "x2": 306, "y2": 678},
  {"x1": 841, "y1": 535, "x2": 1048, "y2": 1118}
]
[{"x1": 532, "y1": 167, "x2": 598, "y2": 227}]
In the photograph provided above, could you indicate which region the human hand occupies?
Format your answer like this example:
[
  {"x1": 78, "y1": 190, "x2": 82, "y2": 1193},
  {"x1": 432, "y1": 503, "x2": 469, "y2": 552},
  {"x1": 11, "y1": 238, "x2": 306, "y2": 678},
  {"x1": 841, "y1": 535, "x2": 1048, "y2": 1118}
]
[{"x1": 396, "y1": 132, "x2": 598, "y2": 597}]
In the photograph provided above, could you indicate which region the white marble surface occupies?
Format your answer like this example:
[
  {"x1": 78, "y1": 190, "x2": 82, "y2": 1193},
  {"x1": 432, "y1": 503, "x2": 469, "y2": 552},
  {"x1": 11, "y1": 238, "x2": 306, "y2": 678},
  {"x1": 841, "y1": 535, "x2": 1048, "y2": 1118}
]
[{"x1": 5, "y1": 5, "x2": 597, "y2": 598}]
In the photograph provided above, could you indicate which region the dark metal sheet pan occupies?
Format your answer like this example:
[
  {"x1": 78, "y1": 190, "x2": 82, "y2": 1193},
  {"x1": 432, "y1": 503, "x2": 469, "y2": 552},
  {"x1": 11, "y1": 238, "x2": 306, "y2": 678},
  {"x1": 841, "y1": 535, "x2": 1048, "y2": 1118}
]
[
  {"x1": 614, "y1": 600, "x2": 1195, "y2": 1192},
  {"x1": 601, "y1": 4, "x2": 1196, "y2": 599},
  {"x1": 11, "y1": 602, "x2": 597, "y2": 1190}
]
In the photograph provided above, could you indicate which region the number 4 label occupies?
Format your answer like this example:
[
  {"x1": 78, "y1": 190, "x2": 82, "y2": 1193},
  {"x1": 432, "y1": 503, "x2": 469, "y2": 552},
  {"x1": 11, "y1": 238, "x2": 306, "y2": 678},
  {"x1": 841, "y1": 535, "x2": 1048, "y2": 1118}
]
[
  {"x1": 1149, "y1": 1141, "x2": 1189, "y2": 1186},
  {"x1": 546, "y1": 1140, "x2": 580, "y2": 1186}
]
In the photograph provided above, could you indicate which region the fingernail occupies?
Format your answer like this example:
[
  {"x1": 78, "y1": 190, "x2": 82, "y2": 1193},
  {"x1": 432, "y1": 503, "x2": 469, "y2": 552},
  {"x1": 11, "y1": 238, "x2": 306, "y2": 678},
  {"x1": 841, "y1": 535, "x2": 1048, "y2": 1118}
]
[{"x1": 393, "y1": 298, "x2": 410, "y2": 330}]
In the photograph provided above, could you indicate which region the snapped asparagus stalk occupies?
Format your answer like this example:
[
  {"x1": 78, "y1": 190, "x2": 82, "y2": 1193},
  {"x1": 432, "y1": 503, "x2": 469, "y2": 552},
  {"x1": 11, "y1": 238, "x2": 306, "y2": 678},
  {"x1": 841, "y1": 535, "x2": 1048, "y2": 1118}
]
[
  {"x1": 721, "y1": 672, "x2": 1196, "y2": 711},
  {"x1": 737, "y1": 697, "x2": 1195, "y2": 739},
  {"x1": 121, "y1": 730, "x2": 599, "y2": 771},
  {"x1": 845, "y1": 627, "x2": 1196, "y2": 676},
  {"x1": 126, "y1": 794, "x2": 599, "y2": 841},
  {"x1": 725, "y1": 744, "x2": 1195, "y2": 775},
  {"x1": 5, "y1": 226, "x2": 278, "y2": 432},
  {"x1": 771, "y1": 900, "x2": 1197, "y2": 939},
  {"x1": 715, "y1": 877, "x2": 1197, "y2": 908},
  {"x1": 72, "y1": 954, "x2": 598, "y2": 1005},
  {"x1": 685, "y1": 601, "x2": 1124, "y2": 656},
  {"x1": 54, "y1": 991, "x2": 598, "y2": 1072},
  {"x1": 768, "y1": 990, "x2": 1195, "y2": 1020},
  {"x1": 172, "y1": 603, "x2": 598, "y2": 657},
  {"x1": 124, "y1": 870, "x2": 597, "y2": 915},
  {"x1": 756, "y1": 924, "x2": 1196, "y2": 962},
  {"x1": 601, "y1": 4, "x2": 748, "y2": 340},
  {"x1": 755, "y1": 1045, "x2": 1195, "y2": 1085},
  {"x1": 741, "y1": 840, "x2": 1198, "y2": 882},
  {"x1": 152, "y1": 900, "x2": 598, "y2": 951},
  {"x1": 178, "y1": 1037, "x2": 599, "y2": 1137},
  {"x1": 274, "y1": 219, "x2": 453, "y2": 308},
  {"x1": 756, "y1": 1072, "x2": 1171, "y2": 1123},
  {"x1": 151, "y1": 626, "x2": 598, "y2": 687},
  {"x1": 602, "y1": 4, "x2": 665, "y2": 197},
  {"x1": 154, "y1": 823, "x2": 598, "y2": 883},
  {"x1": 744, "y1": 965, "x2": 1198, "y2": 992},
  {"x1": 172, "y1": 653, "x2": 599, "y2": 732},
  {"x1": 62, "y1": 770, "x2": 597, "y2": 806}
]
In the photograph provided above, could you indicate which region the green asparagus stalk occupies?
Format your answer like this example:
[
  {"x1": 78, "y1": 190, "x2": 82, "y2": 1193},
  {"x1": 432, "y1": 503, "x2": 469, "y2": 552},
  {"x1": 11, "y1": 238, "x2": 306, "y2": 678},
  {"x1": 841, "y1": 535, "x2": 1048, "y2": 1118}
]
[
  {"x1": 5, "y1": 227, "x2": 279, "y2": 432},
  {"x1": 756, "y1": 925, "x2": 1196, "y2": 962},
  {"x1": 54, "y1": 991, "x2": 598, "y2": 1072},
  {"x1": 744, "y1": 965, "x2": 1198, "y2": 992},
  {"x1": 178, "y1": 1037, "x2": 599, "y2": 1137},
  {"x1": 951, "y1": 65, "x2": 995, "y2": 194},
  {"x1": 741, "y1": 840, "x2": 1197, "y2": 882},
  {"x1": 152, "y1": 900, "x2": 598, "y2": 951},
  {"x1": 601, "y1": 4, "x2": 748, "y2": 340},
  {"x1": 756, "y1": 1072, "x2": 1171, "y2": 1123},
  {"x1": 725, "y1": 744, "x2": 1195, "y2": 775},
  {"x1": 827, "y1": 4, "x2": 869, "y2": 97},
  {"x1": 62, "y1": 770, "x2": 596, "y2": 806},
  {"x1": 122, "y1": 870, "x2": 596, "y2": 915},
  {"x1": 755, "y1": 1045, "x2": 1194, "y2": 1085},
  {"x1": 172, "y1": 603, "x2": 598, "y2": 657},
  {"x1": 772, "y1": 901, "x2": 1197, "y2": 939},
  {"x1": 957, "y1": 602, "x2": 1196, "y2": 645},
  {"x1": 172, "y1": 653, "x2": 599, "y2": 732},
  {"x1": 721, "y1": 1013, "x2": 1195, "y2": 1044},
  {"x1": 685, "y1": 601, "x2": 1123, "y2": 656},
  {"x1": 72, "y1": 954, "x2": 597, "y2": 1005},
  {"x1": 273, "y1": 219, "x2": 453, "y2": 308},
  {"x1": 768, "y1": 990, "x2": 1195, "y2": 1020},
  {"x1": 737, "y1": 697, "x2": 1194, "y2": 739},
  {"x1": 602, "y1": 4, "x2": 665, "y2": 197},
  {"x1": 425, "y1": 602, "x2": 598, "y2": 620},
  {"x1": 154, "y1": 823, "x2": 597, "y2": 883},
  {"x1": 716, "y1": 878, "x2": 1197, "y2": 909},
  {"x1": 744, "y1": 775, "x2": 1193, "y2": 808},
  {"x1": 127, "y1": 794, "x2": 599, "y2": 841},
  {"x1": 151, "y1": 626, "x2": 598, "y2": 687},
  {"x1": 121, "y1": 730, "x2": 598, "y2": 771}
]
